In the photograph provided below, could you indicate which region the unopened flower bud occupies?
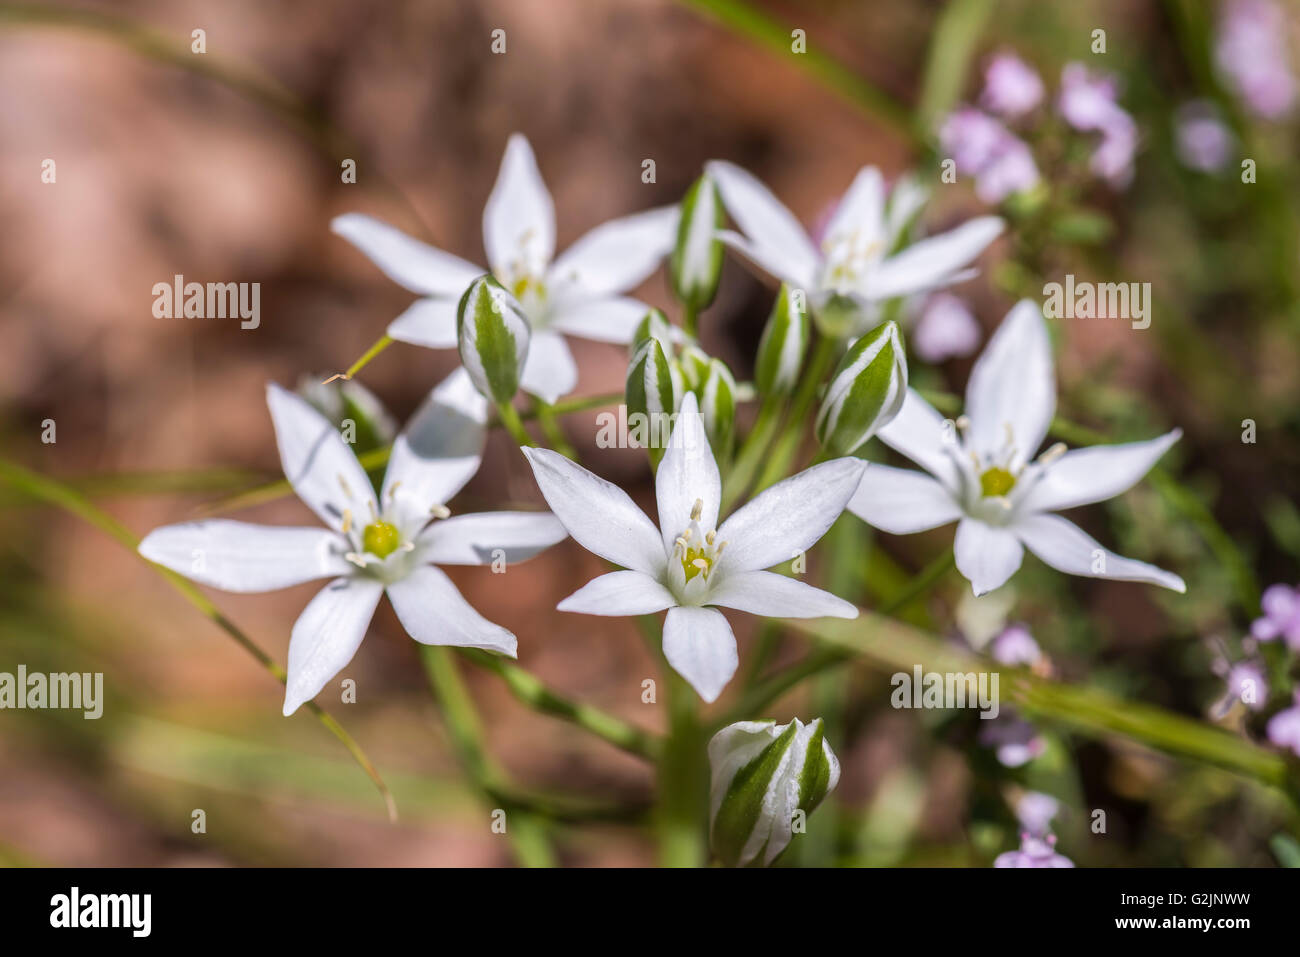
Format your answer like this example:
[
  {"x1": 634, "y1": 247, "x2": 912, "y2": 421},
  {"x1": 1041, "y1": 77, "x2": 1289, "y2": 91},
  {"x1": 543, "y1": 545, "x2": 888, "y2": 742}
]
[
  {"x1": 815, "y1": 320, "x2": 907, "y2": 456},
  {"x1": 457, "y1": 275, "x2": 530, "y2": 404},
  {"x1": 708, "y1": 717, "x2": 840, "y2": 867},
  {"x1": 754, "y1": 283, "x2": 810, "y2": 398},
  {"x1": 669, "y1": 172, "x2": 724, "y2": 311}
]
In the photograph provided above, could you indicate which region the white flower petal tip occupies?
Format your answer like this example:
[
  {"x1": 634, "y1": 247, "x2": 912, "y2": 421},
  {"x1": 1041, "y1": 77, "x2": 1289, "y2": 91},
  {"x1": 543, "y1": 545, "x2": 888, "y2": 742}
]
[
  {"x1": 663, "y1": 606, "x2": 738, "y2": 703},
  {"x1": 282, "y1": 576, "x2": 384, "y2": 718},
  {"x1": 520, "y1": 446, "x2": 665, "y2": 576},
  {"x1": 955, "y1": 519, "x2": 1024, "y2": 597},
  {"x1": 138, "y1": 520, "x2": 349, "y2": 593},
  {"x1": 387, "y1": 566, "x2": 519, "y2": 655},
  {"x1": 264, "y1": 383, "x2": 373, "y2": 533},
  {"x1": 329, "y1": 212, "x2": 482, "y2": 297},
  {"x1": 556, "y1": 571, "x2": 677, "y2": 616},
  {"x1": 708, "y1": 717, "x2": 840, "y2": 867},
  {"x1": 1014, "y1": 513, "x2": 1187, "y2": 594},
  {"x1": 717, "y1": 456, "x2": 868, "y2": 573}
]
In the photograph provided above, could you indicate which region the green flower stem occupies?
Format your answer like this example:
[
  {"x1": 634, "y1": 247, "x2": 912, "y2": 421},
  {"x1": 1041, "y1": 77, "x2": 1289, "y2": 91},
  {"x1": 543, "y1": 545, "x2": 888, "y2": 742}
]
[
  {"x1": 746, "y1": 333, "x2": 838, "y2": 499},
  {"x1": 532, "y1": 399, "x2": 578, "y2": 459},
  {"x1": 323, "y1": 334, "x2": 394, "y2": 384},
  {"x1": 0, "y1": 458, "x2": 397, "y2": 821},
  {"x1": 419, "y1": 646, "x2": 556, "y2": 867},
  {"x1": 722, "y1": 549, "x2": 956, "y2": 726},
  {"x1": 496, "y1": 401, "x2": 536, "y2": 447},
  {"x1": 634, "y1": 614, "x2": 709, "y2": 865},
  {"x1": 720, "y1": 393, "x2": 783, "y2": 511},
  {"x1": 681, "y1": 302, "x2": 700, "y2": 340},
  {"x1": 676, "y1": 0, "x2": 919, "y2": 147},
  {"x1": 657, "y1": 670, "x2": 710, "y2": 867},
  {"x1": 789, "y1": 613, "x2": 1296, "y2": 797},
  {"x1": 0, "y1": 466, "x2": 270, "y2": 505},
  {"x1": 459, "y1": 650, "x2": 661, "y2": 760},
  {"x1": 742, "y1": 620, "x2": 782, "y2": 687}
]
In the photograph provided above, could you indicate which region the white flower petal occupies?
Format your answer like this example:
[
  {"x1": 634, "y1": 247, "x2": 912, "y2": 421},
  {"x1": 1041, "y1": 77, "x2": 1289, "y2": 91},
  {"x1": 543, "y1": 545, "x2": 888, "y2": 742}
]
[
  {"x1": 387, "y1": 297, "x2": 460, "y2": 349},
  {"x1": 866, "y1": 216, "x2": 1004, "y2": 300},
  {"x1": 266, "y1": 383, "x2": 374, "y2": 533},
  {"x1": 717, "y1": 229, "x2": 816, "y2": 291},
  {"x1": 549, "y1": 206, "x2": 678, "y2": 297},
  {"x1": 707, "y1": 160, "x2": 820, "y2": 286},
  {"x1": 663, "y1": 605, "x2": 738, "y2": 703},
  {"x1": 482, "y1": 134, "x2": 555, "y2": 277},
  {"x1": 885, "y1": 174, "x2": 929, "y2": 239},
  {"x1": 557, "y1": 570, "x2": 678, "y2": 615},
  {"x1": 522, "y1": 447, "x2": 666, "y2": 576},
  {"x1": 548, "y1": 295, "x2": 653, "y2": 344},
  {"x1": 823, "y1": 165, "x2": 885, "y2": 248},
  {"x1": 382, "y1": 368, "x2": 487, "y2": 520},
  {"x1": 965, "y1": 299, "x2": 1055, "y2": 461},
  {"x1": 708, "y1": 570, "x2": 858, "y2": 618},
  {"x1": 847, "y1": 464, "x2": 964, "y2": 534},
  {"x1": 518, "y1": 330, "x2": 577, "y2": 403},
  {"x1": 954, "y1": 517, "x2": 1025, "y2": 596},
  {"x1": 283, "y1": 576, "x2": 384, "y2": 715},
  {"x1": 1014, "y1": 512, "x2": 1186, "y2": 592},
  {"x1": 718, "y1": 458, "x2": 868, "y2": 573},
  {"x1": 417, "y1": 511, "x2": 566, "y2": 565},
  {"x1": 1018, "y1": 430, "x2": 1181, "y2": 514},
  {"x1": 139, "y1": 521, "x2": 350, "y2": 592},
  {"x1": 656, "y1": 392, "x2": 720, "y2": 554},
  {"x1": 386, "y1": 564, "x2": 518, "y2": 654},
  {"x1": 877, "y1": 388, "x2": 963, "y2": 490},
  {"x1": 331, "y1": 213, "x2": 482, "y2": 296}
]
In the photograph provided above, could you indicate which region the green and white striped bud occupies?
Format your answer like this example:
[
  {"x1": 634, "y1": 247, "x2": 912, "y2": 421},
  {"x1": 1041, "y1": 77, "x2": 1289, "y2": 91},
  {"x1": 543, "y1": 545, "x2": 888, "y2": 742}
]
[
  {"x1": 669, "y1": 172, "x2": 724, "y2": 311},
  {"x1": 457, "y1": 275, "x2": 530, "y2": 404},
  {"x1": 676, "y1": 343, "x2": 712, "y2": 392},
  {"x1": 754, "y1": 284, "x2": 810, "y2": 398},
  {"x1": 630, "y1": 308, "x2": 676, "y2": 358},
  {"x1": 626, "y1": 338, "x2": 681, "y2": 422},
  {"x1": 708, "y1": 718, "x2": 840, "y2": 868},
  {"x1": 698, "y1": 357, "x2": 736, "y2": 462},
  {"x1": 626, "y1": 337, "x2": 682, "y2": 463},
  {"x1": 815, "y1": 320, "x2": 907, "y2": 457}
]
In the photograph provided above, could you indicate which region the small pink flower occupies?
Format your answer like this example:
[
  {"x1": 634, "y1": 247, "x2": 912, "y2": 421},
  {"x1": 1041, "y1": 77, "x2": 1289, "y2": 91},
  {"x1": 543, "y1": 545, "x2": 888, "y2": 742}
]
[
  {"x1": 913, "y1": 293, "x2": 981, "y2": 362},
  {"x1": 1216, "y1": 0, "x2": 1296, "y2": 119},
  {"x1": 981, "y1": 53, "x2": 1045, "y2": 119}
]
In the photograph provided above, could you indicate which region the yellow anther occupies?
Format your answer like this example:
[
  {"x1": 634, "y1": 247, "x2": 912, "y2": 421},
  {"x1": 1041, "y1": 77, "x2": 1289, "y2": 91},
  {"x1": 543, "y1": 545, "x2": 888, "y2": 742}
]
[{"x1": 691, "y1": 499, "x2": 703, "y2": 521}]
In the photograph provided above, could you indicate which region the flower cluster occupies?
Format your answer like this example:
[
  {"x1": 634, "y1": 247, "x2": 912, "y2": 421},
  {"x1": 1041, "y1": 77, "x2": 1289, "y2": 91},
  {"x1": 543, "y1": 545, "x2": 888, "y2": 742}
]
[
  {"x1": 942, "y1": 53, "x2": 1138, "y2": 203},
  {"x1": 135, "y1": 127, "x2": 1193, "y2": 867}
]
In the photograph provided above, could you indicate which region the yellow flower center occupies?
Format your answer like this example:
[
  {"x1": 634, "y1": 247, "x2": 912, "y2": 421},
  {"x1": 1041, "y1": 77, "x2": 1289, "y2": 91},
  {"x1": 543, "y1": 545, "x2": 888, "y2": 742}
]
[
  {"x1": 674, "y1": 499, "x2": 725, "y2": 585},
  {"x1": 362, "y1": 520, "x2": 401, "y2": 559},
  {"x1": 979, "y1": 466, "x2": 1017, "y2": 498}
]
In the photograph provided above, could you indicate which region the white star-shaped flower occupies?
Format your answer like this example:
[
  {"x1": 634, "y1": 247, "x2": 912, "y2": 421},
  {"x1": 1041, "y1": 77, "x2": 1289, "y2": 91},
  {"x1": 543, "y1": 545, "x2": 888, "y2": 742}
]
[
  {"x1": 333, "y1": 134, "x2": 679, "y2": 402},
  {"x1": 522, "y1": 393, "x2": 865, "y2": 702},
  {"x1": 847, "y1": 300, "x2": 1185, "y2": 596},
  {"x1": 139, "y1": 370, "x2": 567, "y2": 715},
  {"x1": 706, "y1": 160, "x2": 1004, "y2": 332}
]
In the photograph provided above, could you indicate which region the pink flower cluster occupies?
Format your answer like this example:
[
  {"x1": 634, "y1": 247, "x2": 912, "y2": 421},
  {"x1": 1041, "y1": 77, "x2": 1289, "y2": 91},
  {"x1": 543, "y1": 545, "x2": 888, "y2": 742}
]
[{"x1": 941, "y1": 54, "x2": 1138, "y2": 203}]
